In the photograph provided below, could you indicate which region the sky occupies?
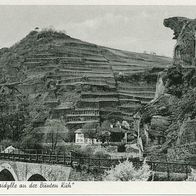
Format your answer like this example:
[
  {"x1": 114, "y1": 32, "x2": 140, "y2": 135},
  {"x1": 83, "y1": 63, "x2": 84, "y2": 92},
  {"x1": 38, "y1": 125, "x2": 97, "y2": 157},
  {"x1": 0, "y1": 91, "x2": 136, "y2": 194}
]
[{"x1": 0, "y1": 6, "x2": 196, "y2": 57}]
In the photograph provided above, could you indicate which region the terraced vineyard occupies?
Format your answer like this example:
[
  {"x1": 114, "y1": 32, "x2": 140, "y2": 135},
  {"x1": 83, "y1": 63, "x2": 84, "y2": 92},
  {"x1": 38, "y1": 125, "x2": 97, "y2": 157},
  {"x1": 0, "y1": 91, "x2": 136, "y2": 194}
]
[{"x1": 0, "y1": 29, "x2": 172, "y2": 141}]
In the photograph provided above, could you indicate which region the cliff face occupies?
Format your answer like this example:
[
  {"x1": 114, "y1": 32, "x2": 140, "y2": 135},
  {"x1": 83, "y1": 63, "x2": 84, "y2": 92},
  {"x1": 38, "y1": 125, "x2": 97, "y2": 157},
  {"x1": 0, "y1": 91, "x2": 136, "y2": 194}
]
[
  {"x1": 137, "y1": 17, "x2": 196, "y2": 162},
  {"x1": 0, "y1": 28, "x2": 171, "y2": 146},
  {"x1": 164, "y1": 17, "x2": 196, "y2": 66}
]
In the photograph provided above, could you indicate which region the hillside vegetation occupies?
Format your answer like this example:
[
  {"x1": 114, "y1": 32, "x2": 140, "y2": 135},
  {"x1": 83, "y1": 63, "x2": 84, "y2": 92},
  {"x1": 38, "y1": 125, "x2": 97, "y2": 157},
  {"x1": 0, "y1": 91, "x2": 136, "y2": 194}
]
[{"x1": 0, "y1": 28, "x2": 172, "y2": 150}]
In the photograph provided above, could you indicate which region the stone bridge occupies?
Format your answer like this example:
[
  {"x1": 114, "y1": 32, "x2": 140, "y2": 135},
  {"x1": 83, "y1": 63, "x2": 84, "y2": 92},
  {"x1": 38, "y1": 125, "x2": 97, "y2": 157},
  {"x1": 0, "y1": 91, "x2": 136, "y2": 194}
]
[
  {"x1": 0, "y1": 160, "x2": 72, "y2": 181},
  {"x1": 0, "y1": 151, "x2": 194, "y2": 181}
]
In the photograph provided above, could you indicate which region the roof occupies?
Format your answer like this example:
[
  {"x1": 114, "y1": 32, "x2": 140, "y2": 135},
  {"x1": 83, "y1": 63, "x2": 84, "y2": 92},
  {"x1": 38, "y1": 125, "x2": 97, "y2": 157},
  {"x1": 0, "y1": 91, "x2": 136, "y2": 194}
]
[
  {"x1": 110, "y1": 127, "x2": 128, "y2": 133},
  {"x1": 75, "y1": 129, "x2": 83, "y2": 133},
  {"x1": 1, "y1": 146, "x2": 24, "y2": 154}
]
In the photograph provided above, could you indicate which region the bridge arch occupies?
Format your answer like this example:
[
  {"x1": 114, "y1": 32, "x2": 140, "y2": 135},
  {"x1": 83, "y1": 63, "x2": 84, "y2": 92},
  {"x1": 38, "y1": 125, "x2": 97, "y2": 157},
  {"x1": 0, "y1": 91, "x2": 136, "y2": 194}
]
[
  {"x1": 0, "y1": 169, "x2": 15, "y2": 181},
  {"x1": 28, "y1": 174, "x2": 47, "y2": 181},
  {"x1": 0, "y1": 163, "x2": 18, "y2": 181}
]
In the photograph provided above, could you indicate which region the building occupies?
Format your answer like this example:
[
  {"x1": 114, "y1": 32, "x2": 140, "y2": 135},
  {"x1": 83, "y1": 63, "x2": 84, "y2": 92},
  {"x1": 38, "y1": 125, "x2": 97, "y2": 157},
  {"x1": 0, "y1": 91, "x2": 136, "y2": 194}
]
[{"x1": 74, "y1": 129, "x2": 100, "y2": 144}]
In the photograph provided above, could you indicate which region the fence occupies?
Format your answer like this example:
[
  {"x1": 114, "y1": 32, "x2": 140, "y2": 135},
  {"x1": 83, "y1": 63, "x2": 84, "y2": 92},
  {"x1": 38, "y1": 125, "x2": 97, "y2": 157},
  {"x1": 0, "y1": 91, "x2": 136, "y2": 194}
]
[{"x1": 0, "y1": 149, "x2": 195, "y2": 180}]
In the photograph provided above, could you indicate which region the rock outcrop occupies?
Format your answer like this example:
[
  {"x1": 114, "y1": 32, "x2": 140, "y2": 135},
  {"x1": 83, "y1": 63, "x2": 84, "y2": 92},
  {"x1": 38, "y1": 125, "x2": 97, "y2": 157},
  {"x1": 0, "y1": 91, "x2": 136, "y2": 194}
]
[
  {"x1": 164, "y1": 17, "x2": 196, "y2": 66},
  {"x1": 136, "y1": 17, "x2": 196, "y2": 162}
]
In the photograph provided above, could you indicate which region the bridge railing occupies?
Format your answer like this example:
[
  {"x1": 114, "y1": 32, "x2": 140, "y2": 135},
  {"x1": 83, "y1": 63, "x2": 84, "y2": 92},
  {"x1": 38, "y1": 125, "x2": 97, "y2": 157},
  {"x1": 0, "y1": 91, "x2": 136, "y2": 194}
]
[
  {"x1": 69, "y1": 151, "x2": 194, "y2": 176},
  {"x1": 0, "y1": 150, "x2": 195, "y2": 180},
  {"x1": 0, "y1": 151, "x2": 71, "y2": 165}
]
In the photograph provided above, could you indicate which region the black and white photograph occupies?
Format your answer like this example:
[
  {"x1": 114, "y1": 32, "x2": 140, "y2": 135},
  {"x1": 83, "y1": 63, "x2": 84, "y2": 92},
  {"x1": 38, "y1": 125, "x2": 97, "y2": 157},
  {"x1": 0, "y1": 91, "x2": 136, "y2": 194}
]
[{"x1": 0, "y1": 1, "x2": 196, "y2": 186}]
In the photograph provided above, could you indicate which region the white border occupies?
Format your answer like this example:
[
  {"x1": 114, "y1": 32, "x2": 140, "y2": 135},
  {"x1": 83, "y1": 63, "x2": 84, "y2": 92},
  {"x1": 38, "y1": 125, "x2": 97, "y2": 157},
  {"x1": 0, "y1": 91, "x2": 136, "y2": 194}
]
[
  {"x1": 0, "y1": 0, "x2": 195, "y2": 6},
  {"x1": 0, "y1": 181, "x2": 196, "y2": 194},
  {"x1": 0, "y1": 1, "x2": 195, "y2": 195}
]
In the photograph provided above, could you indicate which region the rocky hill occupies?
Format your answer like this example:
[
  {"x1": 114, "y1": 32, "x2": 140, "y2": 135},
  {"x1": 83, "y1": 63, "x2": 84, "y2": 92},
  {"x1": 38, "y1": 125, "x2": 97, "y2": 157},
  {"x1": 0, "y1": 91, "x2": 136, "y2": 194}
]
[
  {"x1": 0, "y1": 28, "x2": 172, "y2": 147},
  {"x1": 136, "y1": 17, "x2": 196, "y2": 163},
  {"x1": 164, "y1": 17, "x2": 196, "y2": 66}
]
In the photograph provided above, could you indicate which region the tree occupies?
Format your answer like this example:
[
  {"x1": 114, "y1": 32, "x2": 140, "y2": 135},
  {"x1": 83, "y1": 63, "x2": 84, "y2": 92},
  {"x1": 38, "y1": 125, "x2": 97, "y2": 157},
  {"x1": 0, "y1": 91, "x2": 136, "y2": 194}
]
[
  {"x1": 97, "y1": 129, "x2": 110, "y2": 144},
  {"x1": 16, "y1": 95, "x2": 50, "y2": 150},
  {"x1": 97, "y1": 120, "x2": 111, "y2": 144},
  {"x1": 104, "y1": 159, "x2": 151, "y2": 181},
  {"x1": 45, "y1": 119, "x2": 69, "y2": 152},
  {"x1": 20, "y1": 125, "x2": 44, "y2": 150},
  {"x1": 101, "y1": 120, "x2": 112, "y2": 131},
  {"x1": 0, "y1": 87, "x2": 28, "y2": 143},
  {"x1": 82, "y1": 122, "x2": 99, "y2": 144}
]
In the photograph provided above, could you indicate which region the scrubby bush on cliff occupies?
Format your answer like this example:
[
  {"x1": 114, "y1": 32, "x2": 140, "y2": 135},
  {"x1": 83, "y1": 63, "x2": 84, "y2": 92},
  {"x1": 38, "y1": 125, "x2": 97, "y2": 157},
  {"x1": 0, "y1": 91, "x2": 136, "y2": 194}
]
[
  {"x1": 178, "y1": 89, "x2": 196, "y2": 120},
  {"x1": 167, "y1": 88, "x2": 196, "y2": 122},
  {"x1": 163, "y1": 65, "x2": 196, "y2": 98},
  {"x1": 166, "y1": 65, "x2": 183, "y2": 86},
  {"x1": 104, "y1": 159, "x2": 152, "y2": 181}
]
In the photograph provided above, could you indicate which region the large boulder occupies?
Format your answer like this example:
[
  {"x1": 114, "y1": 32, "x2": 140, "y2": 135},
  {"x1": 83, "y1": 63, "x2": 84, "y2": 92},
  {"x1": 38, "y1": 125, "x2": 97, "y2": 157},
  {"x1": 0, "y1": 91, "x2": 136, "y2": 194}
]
[{"x1": 164, "y1": 17, "x2": 196, "y2": 66}]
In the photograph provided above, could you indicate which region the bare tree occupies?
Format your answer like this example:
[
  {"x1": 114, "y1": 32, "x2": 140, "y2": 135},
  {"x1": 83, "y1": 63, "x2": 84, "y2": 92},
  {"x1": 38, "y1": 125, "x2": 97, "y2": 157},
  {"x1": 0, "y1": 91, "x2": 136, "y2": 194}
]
[{"x1": 45, "y1": 119, "x2": 69, "y2": 152}]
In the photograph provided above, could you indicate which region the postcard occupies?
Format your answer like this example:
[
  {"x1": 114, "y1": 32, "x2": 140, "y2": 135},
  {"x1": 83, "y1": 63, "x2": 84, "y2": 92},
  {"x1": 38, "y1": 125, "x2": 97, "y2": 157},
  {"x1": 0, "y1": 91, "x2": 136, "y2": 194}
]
[{"x1": 0, "y1": 0, "x2": 196, "y2": 195}]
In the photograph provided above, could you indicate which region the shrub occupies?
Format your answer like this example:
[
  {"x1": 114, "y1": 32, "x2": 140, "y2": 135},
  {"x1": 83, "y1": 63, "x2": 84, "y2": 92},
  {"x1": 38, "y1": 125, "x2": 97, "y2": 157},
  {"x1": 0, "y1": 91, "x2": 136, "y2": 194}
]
[
  {"x1": 57, "y1": 143, "x2": 81, "y2": 154},
  {"x1": 187, "y1": 168, "x2": 196, "y2": 181},
  {"x1": 104, "y1": 159, "x2": 152, "y2": 181},
  {"x1": 78, "y1": 145, "x2": 94, "y2": 157},
  {"x1": 93, "y1": 149, "x2": 111, "y2": 159}
]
